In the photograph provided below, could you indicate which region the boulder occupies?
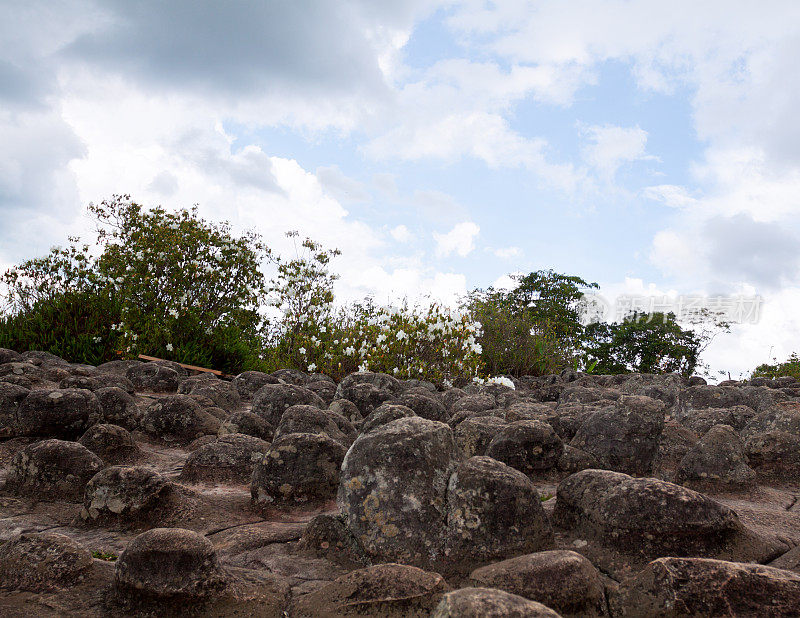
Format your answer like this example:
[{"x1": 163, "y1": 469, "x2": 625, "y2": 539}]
[
  {"x1": 557, "y1": 445, "x2": 600, "y2": 474},
  {"x1": 0, "y1": 381, "x2": 29, "y2": 437},
  {"x1": 115, "y1": 528, "x2": 228, "y2": 603},
  {"x1": 448, "y1": 407, "x2": 505, "y2": 428},
  {"x1": 231, "y1": 370, "x2": 280, "y2": 400},
  {"x1": 0, "y1": 532, "x2": 93, "y2": 592},
  {"x1": 14, "y1": 388, "x2": 100, "y2": 439},
  {"x1": 140, "y1": 394, "x2": 221, "y2": 444},
  {"x1": 613, "y1": 557, "x2": 800, "y2": 617},
  {"x1": 552, "y1": 469, "x2": 780, "y2": 561},
  {"x1": 297, "y1": 513, "x2": 370, "y2": 568},
  {"x1": 328, "y1": 398, "x2": 363, "y2": 426},
  {"x1": 452, "y1": 393, "x2": 496, "y2": 415},
  {"x1": 293, "y1": 563, "x2": 449, "y2": 617},
  {"x1": 126, "y1": 362, "x2": 181, "y2": 392},
  {"x1": 486, "y1": 420, "x2": 564, "y2": 474},
  {"x1": 218, "y1": 410, "x2": 274, "y2": 441},
  {"x1": 395, "y1": 391, "x2": 448, "y2": 422},
  {"x1": 431, "y1": 587, "x2": 562, "y2": 618},
  {"x1": 335, "y1": 371, "x2": 403, "y2": 400},
  {"x1": 361, "y1": 402, "x2": 417, "y2": 433},
  {"x1": 0, "y1": 347, "x2": 21, "y2": 364},
  {"x1": 745, "y1": 430, "x2": 800, "y2": 480},
  {"x1": 338, "y1": 417, "x2": 460, "y2": 568},
  {"x1": 273, "y1": 404, "x2": 355, "y2": 447},
  {"x1": 251, "y1": 432, "x2": 346, "y2": 507},
  {"x1": 468, "y1": 550, "x2": 605, "y2": 617},
  {"x1": 180, "y1": 434, "x2": 269, "y2": 484},
  {"x1": 742, "y1": 401, "x2": 800, "y2": 439},
  {"x1": 178, "y1": 374, "x2": 240, "y2": 411},
  {"x1": 454, "y1": 415, "x2": 508, "y2": 457},
  {"x1": 93, "y1": 386, "x2": 143, "y2": 430},
  {"x1": 445, "y1": 456, "x2": 553, "y2": 567},
  {"x1": 6, "y1": 439, "x2": 103, "y2": 501},
  {"x1": 560, "y1": 385, "x2": 621, "y2": 405},
  {"x1": 251, "y1": 383, "x2": 325, "y2": 427},
  {"x1": 570, "y1": 395, "x2": 665, "y2": 475},
  {"x1": 78, "y1": 423, "x2": 140, "y2": 463},
  {"x1": 271, "y1": 367, "x2": 309, "y2": 385},
  {"x1": 652, "y1": 424, "x2": 698, "y2": 480},
  {"x1": 82, "y1": 465, "x2": 171, "y2": 522},
  {"x1": 307, "y1": 379, "x2": 336, "y2": 405},
  {"x1": 681, "y1": 405, "x2": 756, "y2": 435},
  {"x1": 676, "y1": 424, "x2": 756, "y2": 490},
  {"x1": 440, "y1": 387, "x2": 468, "y2": 411}
]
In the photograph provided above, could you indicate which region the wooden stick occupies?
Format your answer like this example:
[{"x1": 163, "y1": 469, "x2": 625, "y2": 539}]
[{"x1": 137, "y1": 354, "x2": 224, "y2": 376}]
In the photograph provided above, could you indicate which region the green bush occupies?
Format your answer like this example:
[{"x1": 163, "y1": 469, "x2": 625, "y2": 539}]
[{"x1": 752, "y1": 353, "x2": 800, "y2": 380}]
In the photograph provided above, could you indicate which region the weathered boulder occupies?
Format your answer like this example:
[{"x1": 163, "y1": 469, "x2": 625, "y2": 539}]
[
  {"x1": 505, "y1": 400, "x2": 555, "y2": 423},
  {"x1": 552, "y1": 469, "x2": 779, "y2": 561},
  {"x1": 486, "y1": 419, "x2": 564, "y2": 474},
  {"x1": 0, "y1": 532, "x2": 93, "y2": 592},
  {"x1": 361, "y1": 402, "x2": 417, "y2": 433},
  {"x1": 140, "y1": 394, "x2": 221, "y2": 444},
  {"x1": 218, "y1": 410, "x2": 274, "y2": 441},
  {"x1": 557, "y1": 445, "x2": 600, "y2": 474},
  {"x1": 178, "y1": 374, "x2": 240, "y2": 411},
  {"x1": 251, "y1": 432, "x2": 346, "y2": 507},
  {"x1": 395, "y1": 391, "x2": 448, "y2": 422},
  {"x1": 681, "y1": 405, "x2": 756, "y2": 436},
  {"x1": 445, "y1": 456, "x2": 553, "y2": 567},
  {"x1": 273, "y1": 404, "x2": 355, "y2": 447},
  {"x1": 676, "y1": 424, "x2": 756, "y2": 490},
  {"x1": 613, "y1": 557, "x2": 800, "y2": 617},
  {"x1": 570, "y1": 395, "x2": 665, "y2": 475},
  {"x1": 271, "y1": 367, "x2": 309, "y2": 385},
  {"x1": 0, "y1": 381, "x2": 28, "y2": 437},
  {"x1": 328, "y1": 398, "x2": 363, "y2": 426},
  {"x1": 82, "y1": 465, "x2": 171, "y2": 522},
  {"x1": 93, "y1": 386, "x2": 143, "y2": 430},
  {"x1": 560, "y1": 385, "x2": 621, "y2": 405},
  {"x1": 251, "y1": 383, "x2": 325, "y2": 427},
  {"x1": 448, "y1": 407, "x2": 505, "y2": 429},
  {"x1": 440, "y1": 387, "x2": 468, "y2": 412},
  {"x1": 0, "y1": 347, "x2": 21, "y2": 364},
  {"x1": 307, "y1": 379, "x2": 336, "y2": 405},
  {"x1": 115, "y1": 528, "x2": 229, "y2": 603},
  {"x1": 338, "y1": 417, "x2": 460, "y2": 568},
  {"x1": 126, "y1": 362, "x2": 181, "y2": 392},
  {"x1": 78, "y1": 423, "x2": 140, "y2": 463},
  {"x1": 96, "y1": 359, "x2": 143, "y2": 375},
  {"x1": 297, "y1": 513, "x2": 370, "y2": 569},
  {"x1": 231, "y1": 370, "x2": 280, "y2": 400},
  {"x1": 745, "y1": 430, "x2": 800, "y2": 480},
  {"x1": 468, "y1": 550, "x2": 605, "y2": 617},
  {"x1": 652, "y1": 424, "x2": 698, "y2": 480},
  {"x1": 335, "y1": 371, "x2": 402, "y2": 400},
  {"x1": 6, "y1": 439, "x2": 103, "y2": 501},
  {"x1": 431, "y1": 587, "x2": 562, "y2": 618},
  {"x1": 454, "y1": 415, "x2": 508, "y2": 457},
  {"x1": 293, "y1": 563, "x2": 449, "y2": 617},
  {"x1": 742, "y1": 401, "x2": 800, "y2": 438},
  {"x1": 14, "y1": 388, "x2": 100, "y2": 439},
  {"x1": 180, "y1": 434, "x2": 269, "y2": 484},
  {"x1": 452, "y1": 393, "x2": 496, "y2": 415}
]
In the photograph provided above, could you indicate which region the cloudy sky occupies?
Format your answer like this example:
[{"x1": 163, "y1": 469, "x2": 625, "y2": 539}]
[{"x1": 2, "y1": 0, "x2": 800, "y2": 377}]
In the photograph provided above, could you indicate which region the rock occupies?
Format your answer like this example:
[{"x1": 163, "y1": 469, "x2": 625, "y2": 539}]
[
  {"x1": 178, "y1": 374, "x2": 241, "y2": 412},
  {"x1": 60, "y1": 373, "x2": 136, "y2": 393},
  {"x1": 452, "y1": 393, "x2": 496, "y2": 415},
  {"x1": 468, "y1": 550, "x2": 605, "y2": 617},
  {"x1": 396, "y1": 391, "x2": 449, "y2": 422},
  {"x1": 78, "y1": 423, "x2": 140, "y2": 463},
  {"x1": 681, "y1": 405, "x2": 756, "y2": 435},
  {"x1": 115, "y1": 528, "x2": 228, "y2": 603},
  {"x1": 448, "y1": 407, "x2": 505, "y2": 428},
  {"x1": 307, "y1": 379, "x2": 336, "y2": 404},
  {"x1": 431, "y1": 587, "x2": 562, "y2": 618},
  {"x1": 652, "y1": 424, "x2": 698, "y2": 480},
  {"x1": 93, "y1": 386, "x2": 143, "y2": 430},
  {"x1": 549, "y1": 403, "x2": 604, "y2": 441},
  {"x1": 82, "y1": 465, "x2": 171, "y2": 522},
  {"x1": 440, "y1": 387, "x2": 468, "y2": 411},
  {"x1": 14, "y1": 388, "x2": 100, "y2": 439},
  {"x1": 328, "y1": 398, "x2": 363, "y2": 426},
  {"x1": 570, "y1": 395, "x2": 665, "y2": 475},
  {"x1": 96, "y1": 359, "x2": 143, "y2": 375},
  {"x1": 19, "y1": 350, "x2": 69, "y2": 367},
  {"x1": 676, "y1": 424, "x2": 756, "y2": 490},
  {"x1": 218, "y1": 410, "x2": 274, "y2": 441},
  {"x1": 273, "y1": 404, "x2": 355, "y2": 447},
  {"x1": 557, "y1": 445, "x2": 600, "y2": 474},
  {"x1": 0, "y1": 347, "x2": 21, "y2": 364},
  {"x1": 361, "y1": 402, "x2": 417, "y2": 433},
  {"x1": 486, "y1": 420, "x2": 564, "y2": 474},
  {"x1": 552, "y1": 469, "x2": 779, "y2": 561},
  {"x1": 271, "y1": 367, "x2": 309, "y2": 385},
  {"x1": 297, "y1": 513, "x2": 370, "y2": 569},
  {"x1": 335, "y1": 371, "x2": 403, "y2": 400},
  {"x1": 745, "y1": 431, "x2": 800, "y2": 480},
  {"x1": 293, "y1": 563, "x2": 449, "y2": 617},
  {"x1": 505, "y1": 401, "x2": 555, "y2": 423},
  {"x1": 338, "y1": 381, "x2": 394, "y2": 416},
  {"x1": 180, "y1": 434, "x2": 269, "y2": 484},
  {"x1": 454, "y1": 415, "x2": 509, "y2": 457},
  {"x1": 613, "y1": 557, "x2": 800, "y2": 617},
  {"x1": 126, "y1": 362, "x2": 181, "y2": 392},
  {"x1": 338, "y1": 417, "x2": 460, "y2": 568},
  {"x1": 232, "y1": 370, "x2": 281, "y2": 400},
  {"x1": 445, "y1": 456, "x2": 553, "y2": 567},
  {"x1": 0, "y1": 532, "x2": 93, "y2": 592},
  {"x1": 6, "y1": 439, "x2": 103, "y2": 501},
  {"x1": 560, "y1": 385, "x2": 621, "y2": 405},
  {"x1": 251, "y1": 383, "x2": 325, "y2": 427},
  {"x1": 251, "y1": 432, "x2": 346, "y2": 507},
  {"x1": 0, "y1": 361, "x2": 45, "y2": 383},
  {"x1": 742, "y1": 401, "x2": 800, "y2": 439},
  {"x1": 679, "y1": 385, "x2": 746, "y2": 414},
  {"x1": 0, "y1": 381, "x2": 29, "y2": 437},
  {"x1": 140, "y1": 394, "x2": 221, "y2": 444}
]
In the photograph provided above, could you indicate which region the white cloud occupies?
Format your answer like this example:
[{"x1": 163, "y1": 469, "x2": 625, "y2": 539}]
[
  {"x1": 642, "y1": 184, "x2": 697, "y2": 209},
  {"x1": 581, "y1": 124, "x2": 654, "y2": 179},
  {"x1": 390, "y1": 224, "x2": 412, "y2": 243},
  {"x1": 316, "y1": 165, "x2": 370, "y2": 202},
  {"x1": 433, "y1": 221, "x2": 480, "y2": 258},
  {"x1": 494, "y1": 246, "x2": 522, "y2": 259}
]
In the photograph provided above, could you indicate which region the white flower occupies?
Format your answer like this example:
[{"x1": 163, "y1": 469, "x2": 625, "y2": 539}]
[
  {"x1": 168, "y1": 309, "x2": 179, "y2": 319},
  {"x1": 487, "y1": 376, "x2": 515, "y2": 390},
  {"x1": 395, "y1": 330, "x2": 407, "y2": 341},
  {"x1": 92, "y1": 336, "x2": 101, "y2": 343},
  {"x1": 358, "y1": 362, "x2": 369, "y2": 372},
  {"x1": 166, "y1": 343, "x2": 174, "y2": 352},
  {"x1": 344, "y1": 346, "x2": 355, "y2": 356},
  {"x1": 115, "y1": 276, "x2": 124, "y2": 283},
  {"x1": 307, "y1": 363, "x2": 317, "y2": 372},
  {"x1": 319, "y1": 326, "x2": 326, "y2": 333},
  {"x1": 298, "y1": 347, "x2": 306, "y2": 355}
]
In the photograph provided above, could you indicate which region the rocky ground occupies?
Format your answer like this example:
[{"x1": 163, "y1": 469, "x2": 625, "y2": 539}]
[{"x1": 1, "y1": 348, "x2": 800, "y2": 616}]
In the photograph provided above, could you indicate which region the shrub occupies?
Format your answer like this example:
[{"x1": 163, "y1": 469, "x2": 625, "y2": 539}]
[{"x1": 752, "y1": 353, "x2": 800, "y2": 381}]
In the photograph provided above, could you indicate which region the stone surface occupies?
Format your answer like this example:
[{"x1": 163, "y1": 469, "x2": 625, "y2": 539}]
[
  {"x1": 676, "y1": 424, "x2": 756, "y2": 490},
  {"x1": 180, "y1": 434, "x2": 269, "y2": 484},
  {"x1": 218, "y1": 410, "x2": 274, "y2": 441},
  {"x1": 454, "y1": 415, "x2": 508, "y2": 457},
  {"x1": 14, "y1": 388, "x2": 100, "y2": 439},
  {"x1": 93, "y1": 386, "x2": 143, "y2": 429},
  {"x1": 486, "y1": 419, "x2": 564, "y2": 474},
  {"x1": 78, "y1": 423, "x2": 140, "y2": 463},
  {"x1": 126, "y1": 362, "x2": 181, "y2": 392},
  {"x1": 0, "y1": 532, "x2": 93, "y2": 592},
  {"x1": 82, "y1": 465, "x2": 171, "y2": 522},
  {"x1": 431, "y1": 588, "x2": 562, "y2": 618},
  {"x1": 140, "y1": 394, "x2": 221, "y2": 444},
  {"x1": 251, "y1": 383, "x2": 326, "y2": 427}
]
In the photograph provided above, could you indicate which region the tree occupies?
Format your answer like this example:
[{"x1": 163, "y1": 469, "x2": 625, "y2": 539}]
[
  {"x1": 752, "y1": 353, "x2": 800, "y2": 381},
  {"x1": 583, "y1": 311, "x2": 702, "y2": 377}
]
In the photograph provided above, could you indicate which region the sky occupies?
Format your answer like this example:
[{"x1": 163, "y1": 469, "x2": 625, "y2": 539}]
[{"x1": 2, "y1": 0, "x2": 800, "y2": 378}]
